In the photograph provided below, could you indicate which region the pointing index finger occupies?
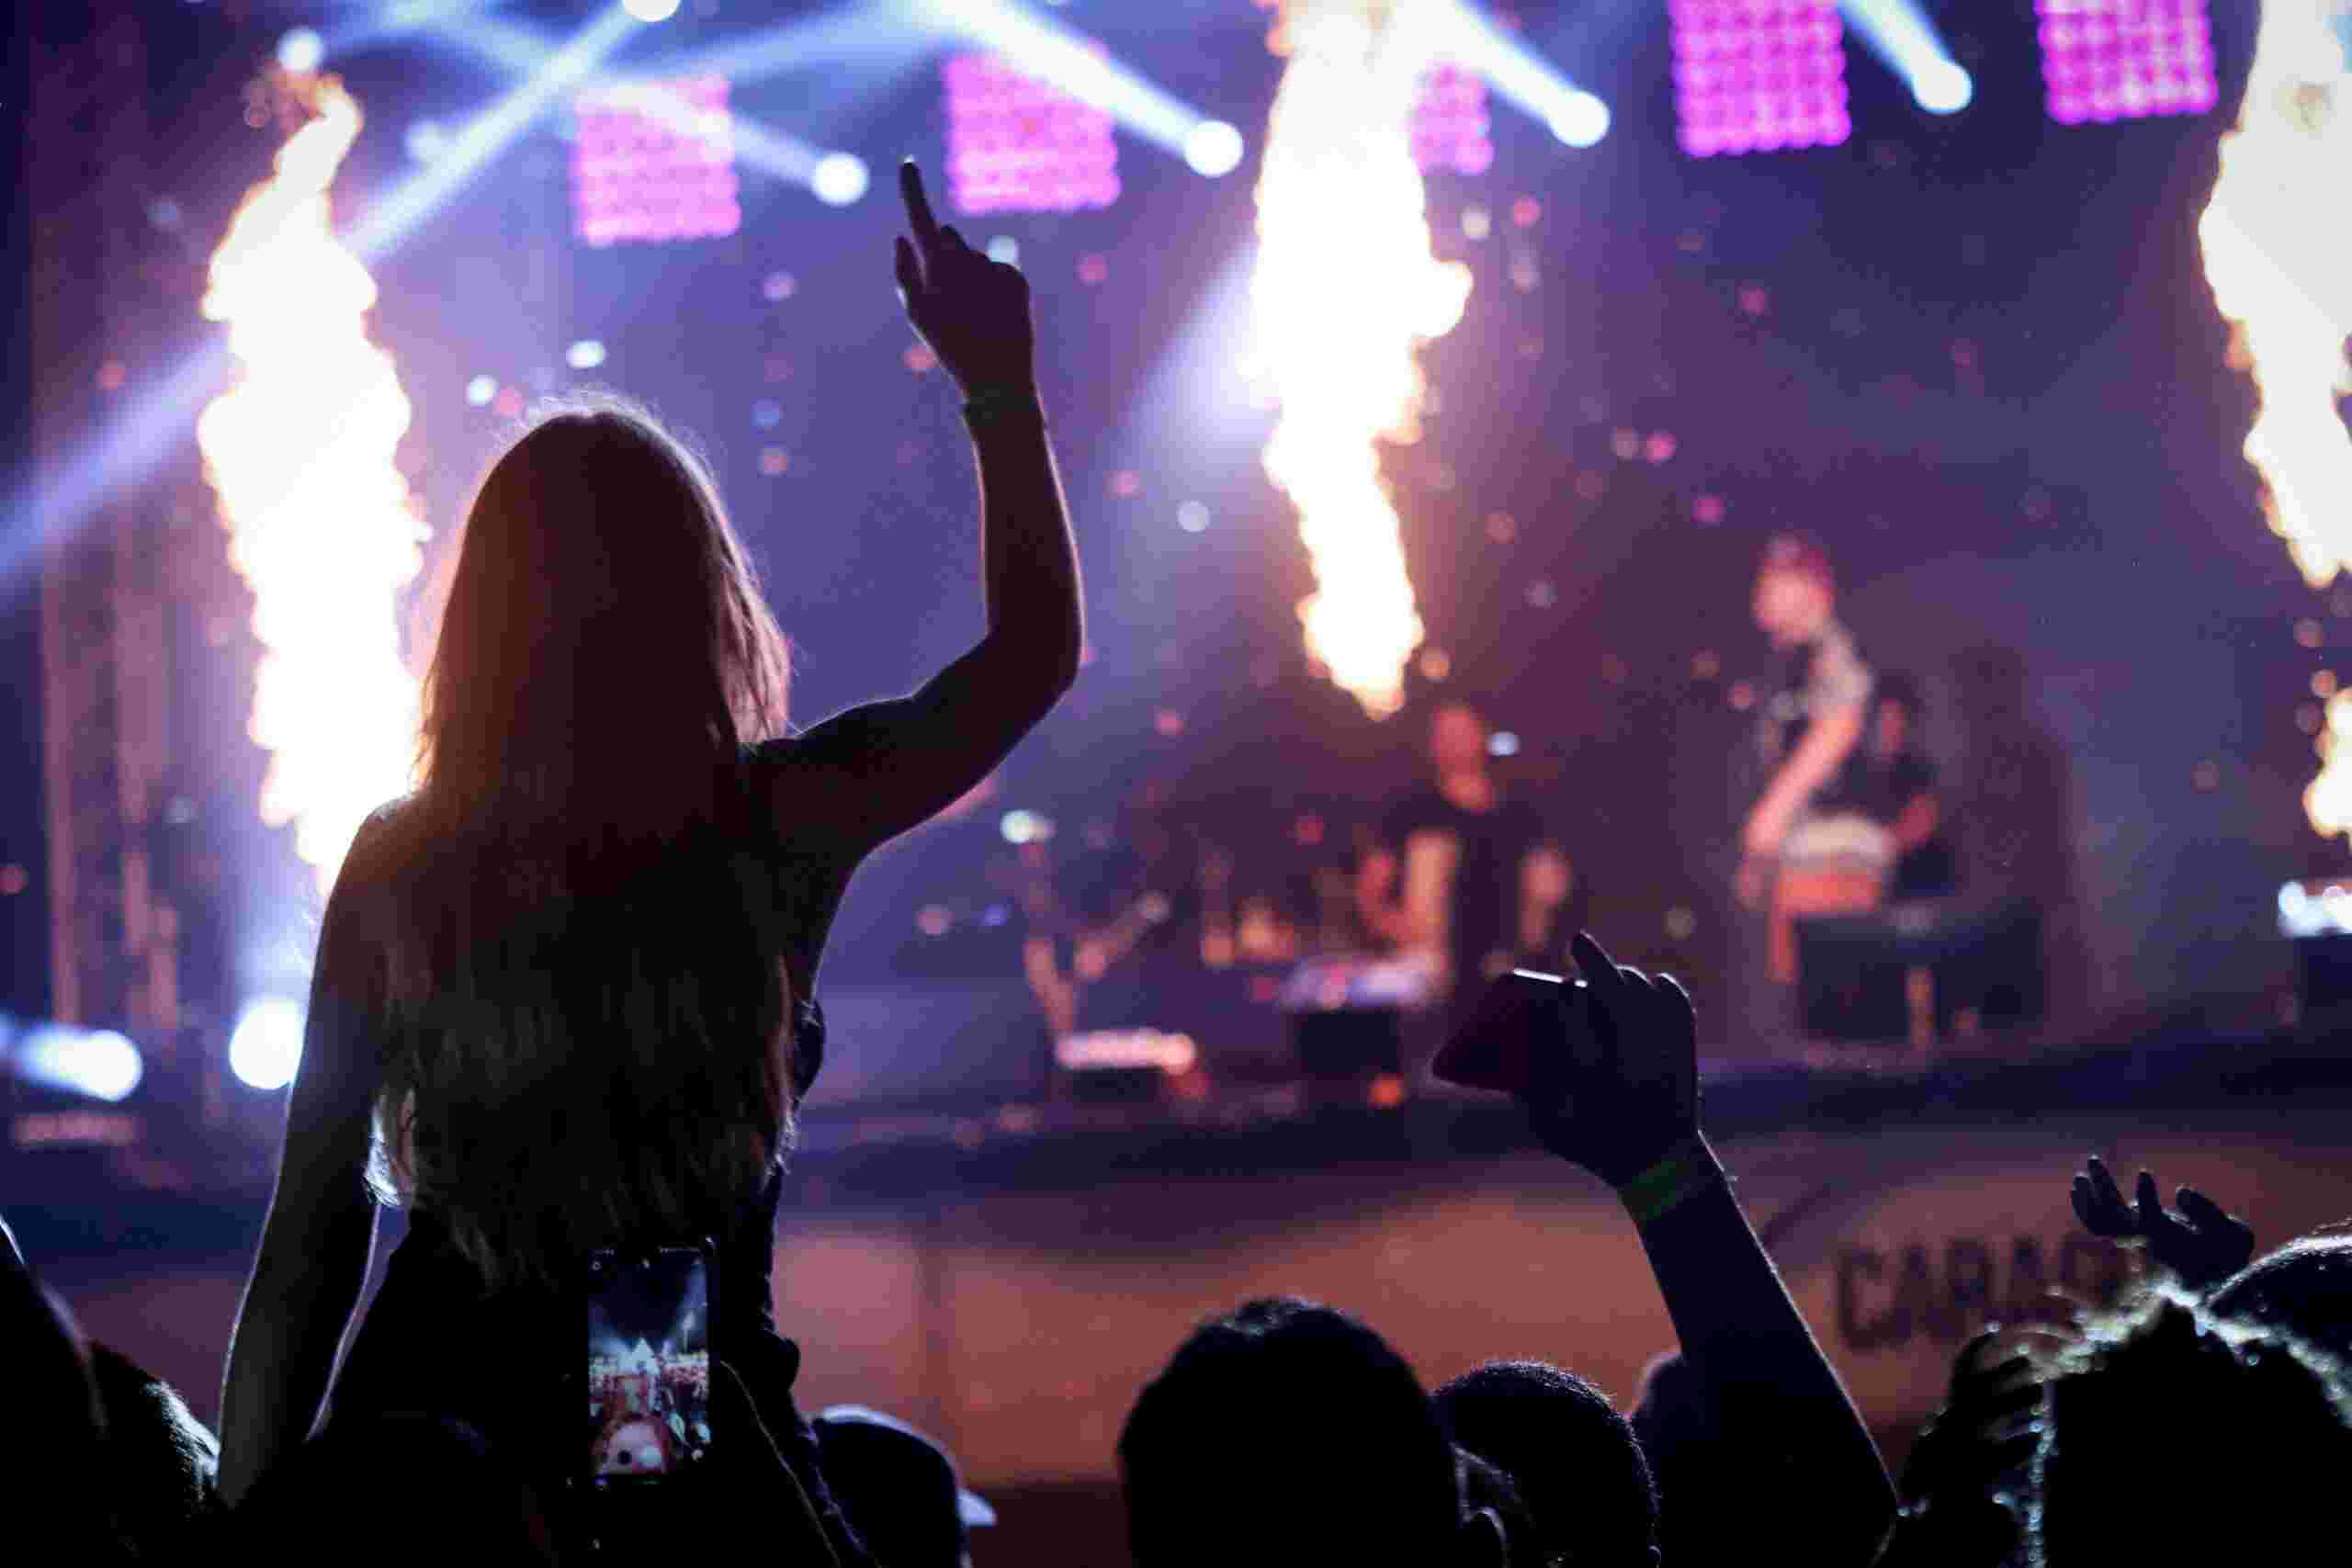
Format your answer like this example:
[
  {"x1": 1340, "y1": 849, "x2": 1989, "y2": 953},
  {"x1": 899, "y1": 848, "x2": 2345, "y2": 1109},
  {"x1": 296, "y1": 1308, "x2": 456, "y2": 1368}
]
[{"x1": 899, "y1": 158, "x2": 943, "y2": 254}]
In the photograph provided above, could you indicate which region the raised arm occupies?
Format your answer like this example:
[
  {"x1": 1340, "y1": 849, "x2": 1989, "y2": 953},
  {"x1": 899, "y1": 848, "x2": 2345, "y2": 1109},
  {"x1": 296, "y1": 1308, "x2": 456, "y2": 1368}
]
[
  {"x1": 1522, "y1": 932, "x2": 1897, "y2": 1562},
  {"x1": 217, "y1": 832, "x2": 387, "y2": 1507},
  {"x1": 784, "y1": 161, "x2": 1081, "y2": 856},
  {"x1": 1743, "y1": 698, "x2": 1864, "y2": 859}
]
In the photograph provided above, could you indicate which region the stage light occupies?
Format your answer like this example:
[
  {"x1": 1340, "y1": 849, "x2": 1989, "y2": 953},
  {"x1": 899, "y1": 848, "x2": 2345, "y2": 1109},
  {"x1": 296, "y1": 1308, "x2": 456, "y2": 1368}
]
[
  {"x1": 6, "y1": 1021, "x2": 144, "y2": 1103},
  {"x1": 810, "y1": 152, "x2": 871, "y2": 206},
  {"x1": 622, "y1": 0, "x2": 681, "y2": 21},
  {"x1": 230, "y1": 998, "x2": 307, "y2": 1092},
  {"x1": 277, "y1": 28, "x2": 326, "y2": 73},
  {"x1": 985, "y1": 234, "x2": 1020, "y2": 264},
  {"x1": 1670, "y1": 0, "x2": 1852, "y2": 157},
  {"x1": 566, "y1": 339, "x2": 606, "y2": 369},
  {"x1": 1176, "y1": 500, "x2": 1210, "y2": 533},
  {"x1": 1411, "y1": 62, "x2": 1493, "y2": 175},
  {"x1": 1431, "y1": 0, "x2": 1611, "y2": 150},
  {"x1": 572, "y1": 75, "x2": 742, "y2": 244},
  {"x1": 1001, "y1": 808, "x2": 1055, "y2": 844},
  {"x1": 2038, "y1": 0, "x2": 2220, "y2": 126},
  {"x1": 922, "y1": 0, "x2": 1229, "y2": 172},
  {"x1": 404, "y1": 119, "x2": 447, "y2": 163},
  {"x1": 1840, "y1": 0, "x2": 1973, "y2": 119},
  {"x1": 1487, "y1": 730, "x2": 1521, "y2": 757},
  {"x1": 1912, "y1": 59, "x2": 1973, "y2": 114},
  {"x1": 942, "y1": 51, "x2": 1120, "y2": 214},
  {"x1": 1184, "y1": 120, "x2": 1246, "y2": 177},
  {"x1": 467, "y1": 373, "x2": 498, "y2": 404},
  {"x1": 1547, "y1": 90, "x2": 1611, "y2": 146}
]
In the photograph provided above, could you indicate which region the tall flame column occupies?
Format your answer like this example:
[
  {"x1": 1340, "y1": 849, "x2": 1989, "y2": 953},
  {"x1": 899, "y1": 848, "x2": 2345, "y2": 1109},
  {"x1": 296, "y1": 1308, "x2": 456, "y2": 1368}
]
[
  {"x1": 198, "y1": 78, "x2": 425, "y2": 891},
  {"x1": 2196, "y1": 5, "x2": 2352, "y2": 837},
  {"x1": 1254, "y1": 0, "x2": 1471, "y2": 720}
]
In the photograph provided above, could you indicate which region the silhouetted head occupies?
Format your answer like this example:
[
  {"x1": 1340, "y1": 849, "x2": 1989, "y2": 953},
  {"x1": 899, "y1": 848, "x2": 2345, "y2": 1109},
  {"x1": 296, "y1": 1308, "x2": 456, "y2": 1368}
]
[
  {"x1": 2210, "y1": 1235, "x2": 2352, "y2": 1360},
  {"x1": 1437, "y1": 1360, "x2": 1660, "y2": 1568},
  {"x1": 1873, "y1": 671, "x2": 1923, "y2": 757},
  {"x1": 373, "y1": 398, "x2": 801, "y2": 1291},
  {"x1": 1752, "y1": 534, "x2": 1836, "y2": 652},
  {"x1": 814, "y1": 1404, "x2": 994, "y2": 1568},
  {"x1": 2033, "y1": 1289, "x2": 2352, "y2": 1564},
  {"x1": 1430, "y1": 700, "x2": 1492, "y2": 778},
  {"x1": 417, "y1": 395, "x2": 789, "y2": 837},
  {"x1": 1120, "y1": 1297, "x2": 1498, "y2": 1568}
]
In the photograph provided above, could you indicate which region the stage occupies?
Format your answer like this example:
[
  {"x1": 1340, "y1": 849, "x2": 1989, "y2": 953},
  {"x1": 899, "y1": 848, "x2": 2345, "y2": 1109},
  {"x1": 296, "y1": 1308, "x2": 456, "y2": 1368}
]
[{"x1": 20, "y1": 1013, "x2": 2352, "y2": 1529}]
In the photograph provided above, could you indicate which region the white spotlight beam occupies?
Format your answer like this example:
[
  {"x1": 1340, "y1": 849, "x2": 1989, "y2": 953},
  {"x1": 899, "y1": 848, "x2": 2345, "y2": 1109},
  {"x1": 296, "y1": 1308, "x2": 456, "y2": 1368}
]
[
  {"x1": 439, "y1": 14, "x2": 870, "y2": 200},
  {"x1": 1839, "y1": 0, "x2": 1973, "y2": 112},
  {"x1": 1432, "y1": 0, "x2": 1611, "y2": 145},
  {"x1": 318, "y1": 0, "x2": 502, "y2": 61},
  {"x1": 351, "y1": 4, "x2": 645, "y2": 259},
  {"x1": 656, "y1": 1, "x2": 932, "y2": 84},
  {"x1": 0, "y1": 5, "x2": 643, "y2": 597},
  {"x1": 918, "y1": 0, "x2": 1219, "y2": 159}
]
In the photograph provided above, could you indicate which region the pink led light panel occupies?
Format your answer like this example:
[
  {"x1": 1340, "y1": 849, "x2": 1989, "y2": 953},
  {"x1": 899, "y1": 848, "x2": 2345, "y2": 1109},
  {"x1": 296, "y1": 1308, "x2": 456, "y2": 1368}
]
[
  {"x1": 1669, "y1": 0, "x2": 1851, "y2": 158},
  {"x1": 2037, "y1": 0, "x2": 2218, "y2": 125},
  {"x1": 944, "y1": 53, "x2": 1119, "y2": 216},
  {"x1": 1412, "y1": 63, "x2": 1493, "y2": 175},
  {"x1": 571, "y1": 75, "x2": 741, "y2": 247}
]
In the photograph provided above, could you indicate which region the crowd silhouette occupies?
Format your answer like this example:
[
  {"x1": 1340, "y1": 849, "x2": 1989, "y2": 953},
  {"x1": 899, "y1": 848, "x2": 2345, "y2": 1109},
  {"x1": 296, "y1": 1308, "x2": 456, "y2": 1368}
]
[{"x1": 9, "y1": 162, "x2": 2347, "y2": 1566}]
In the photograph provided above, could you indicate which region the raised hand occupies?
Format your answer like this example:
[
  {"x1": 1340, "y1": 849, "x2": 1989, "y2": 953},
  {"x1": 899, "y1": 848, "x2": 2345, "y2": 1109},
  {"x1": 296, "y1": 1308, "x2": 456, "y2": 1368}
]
[
  {"x1": 2070, "y1": 1155, "x2": 2256, "y2": 1291},
  {"x1": 892, "y1": 159, "x2": 1035, "y2": 396},
  {"x1": 1878, "y1": 1326, "x2": 2047, "y2": 1568},
  {"x1": 1520, "y1": 931, "x2": 1702, "y2": 1188}
]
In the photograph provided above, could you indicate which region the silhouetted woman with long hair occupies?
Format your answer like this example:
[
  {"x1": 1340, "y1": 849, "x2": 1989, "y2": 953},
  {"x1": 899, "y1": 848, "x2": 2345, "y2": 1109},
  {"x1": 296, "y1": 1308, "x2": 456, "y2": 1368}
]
[{"x1": 215, "y1": 164, "x2": 1081, "y2": 1556}]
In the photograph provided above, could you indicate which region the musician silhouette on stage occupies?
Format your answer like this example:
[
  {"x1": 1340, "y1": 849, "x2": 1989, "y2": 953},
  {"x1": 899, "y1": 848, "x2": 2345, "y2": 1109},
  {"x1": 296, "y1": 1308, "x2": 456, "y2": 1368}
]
[
  {"x1": 1356, "y1": 699, "x2": 1581, "y2": 1052},
  {"x1": 1736, "y1": 535, "x2": 1887, "y2": 991}
]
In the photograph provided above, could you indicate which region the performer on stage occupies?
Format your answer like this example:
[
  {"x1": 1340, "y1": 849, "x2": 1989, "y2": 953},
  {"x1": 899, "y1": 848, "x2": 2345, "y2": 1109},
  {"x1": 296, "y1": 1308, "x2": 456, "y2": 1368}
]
[
  {"x1": 1356, "y1": 699, "x2": 1581, "y2": 1044},
  {"x1": 1850, "y1": 671, "x2": 1958, "y2": 903},
  {"x1": 1737, "y1": 535, "x2": 1888, "y2": 987}
]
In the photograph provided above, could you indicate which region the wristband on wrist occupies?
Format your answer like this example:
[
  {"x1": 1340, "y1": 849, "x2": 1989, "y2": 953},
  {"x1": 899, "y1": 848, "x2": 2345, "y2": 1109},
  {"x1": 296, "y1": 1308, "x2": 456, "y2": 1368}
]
[
  {"x1": 962, "y1": 383, "x2": 1043, "y2": 429},
  {"x1": 1616, "y1": 1134, "x2": 1722, "y2": 1228}
]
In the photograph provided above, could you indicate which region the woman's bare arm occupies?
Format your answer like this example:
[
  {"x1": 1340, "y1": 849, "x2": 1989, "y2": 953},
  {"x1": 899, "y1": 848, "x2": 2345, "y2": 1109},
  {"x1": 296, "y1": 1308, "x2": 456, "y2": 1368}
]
[
  {"x1": 778, "y1": 161, "x2": 1081, "y2": 855},
  {"x1": 217, "y1": 832, "x2": 387, "y2": 1507}
]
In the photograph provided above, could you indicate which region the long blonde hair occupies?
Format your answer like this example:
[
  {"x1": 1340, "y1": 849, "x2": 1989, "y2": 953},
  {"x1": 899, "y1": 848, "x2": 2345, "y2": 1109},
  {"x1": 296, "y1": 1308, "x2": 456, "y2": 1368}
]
[{"x1": 366, "y1": 396, "x2": 797, "y2": 1290}]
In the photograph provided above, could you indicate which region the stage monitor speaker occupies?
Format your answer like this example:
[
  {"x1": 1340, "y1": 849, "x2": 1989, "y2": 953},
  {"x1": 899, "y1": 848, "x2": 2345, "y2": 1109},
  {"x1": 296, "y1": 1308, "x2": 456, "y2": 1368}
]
[{"x1": 1795, "y1": 898, "x2": 2046, "y2": 1044}]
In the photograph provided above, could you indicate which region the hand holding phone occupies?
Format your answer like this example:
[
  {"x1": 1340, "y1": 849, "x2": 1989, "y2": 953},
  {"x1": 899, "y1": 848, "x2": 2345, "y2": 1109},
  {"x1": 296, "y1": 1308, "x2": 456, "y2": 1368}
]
[{"x1": 1434, "y1": 931, "x2": 1702, "y2": 1188}]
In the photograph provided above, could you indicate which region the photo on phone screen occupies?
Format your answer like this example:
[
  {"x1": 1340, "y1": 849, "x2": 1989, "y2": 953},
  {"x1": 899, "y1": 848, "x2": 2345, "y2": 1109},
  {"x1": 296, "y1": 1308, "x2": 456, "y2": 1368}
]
[{"x1": 586, "y1": 1247, "x2": 717, "y2": 1485}]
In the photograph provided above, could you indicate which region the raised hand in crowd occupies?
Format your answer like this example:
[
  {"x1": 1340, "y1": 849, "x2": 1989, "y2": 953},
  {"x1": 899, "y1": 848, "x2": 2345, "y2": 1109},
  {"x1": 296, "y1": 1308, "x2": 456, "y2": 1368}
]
[
  {"x1": 1446, "y1": 930, "x2": 1898, "y2": 1563},
  {"x1": 1873, "y1": 1326, "x2": 2048, "y2": 1568},
  {"x1": 2070, "y1": 1155, "x2": 2256, "y2": 1291},
  {"x1": 782, "y1": 157, "x2": 1081, "y2": 855},
  {"x1": 894, "y1": 158, "x2": 1035, "y2": 397}
]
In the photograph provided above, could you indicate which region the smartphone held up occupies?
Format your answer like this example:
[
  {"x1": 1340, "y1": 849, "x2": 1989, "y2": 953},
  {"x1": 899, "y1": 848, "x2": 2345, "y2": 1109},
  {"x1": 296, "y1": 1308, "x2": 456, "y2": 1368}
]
[
  {"x1": 1431, "y1": 967, "x2": 1597, "y2": 1100},
  {"x1": 586, "y1": 1246, "x2": 719, "y2": 1488}
]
